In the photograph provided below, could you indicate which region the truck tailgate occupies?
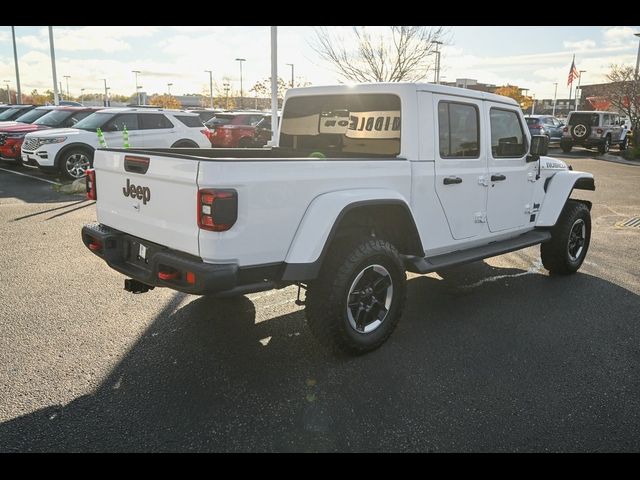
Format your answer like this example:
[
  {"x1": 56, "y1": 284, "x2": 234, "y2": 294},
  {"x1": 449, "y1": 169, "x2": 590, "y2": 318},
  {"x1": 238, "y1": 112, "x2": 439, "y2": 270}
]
[{"x1": 94, "y1": 150, "x2": 200, "y2": 257}]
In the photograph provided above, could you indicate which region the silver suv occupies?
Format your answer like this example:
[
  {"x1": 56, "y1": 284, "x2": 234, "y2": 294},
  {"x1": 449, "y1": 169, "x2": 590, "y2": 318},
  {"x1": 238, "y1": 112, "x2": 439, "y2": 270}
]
[{"x1": 560, "y1": 110, "x2": 630, "y2": 154}]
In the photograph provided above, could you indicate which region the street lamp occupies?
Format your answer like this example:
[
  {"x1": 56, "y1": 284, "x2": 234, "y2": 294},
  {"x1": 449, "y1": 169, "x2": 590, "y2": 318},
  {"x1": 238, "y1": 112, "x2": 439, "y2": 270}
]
[
  {"x1": 285, "y1": 63, "x2": 294, "y2": 89},
  {"x1": 205, "y1": 70, "x2": 214, "y2": 109},
  {"x1": 575, "y1": 70, "x2": 586, "y2": 111},
  {"x1": 63, "y1": 75, "x2": 71, "y2": 101},
  {"x1": 531, "y1": 93, "x2": 536, "y2": 115},
  {"x1": 552, "y1": 82, "x2": 558, "y2": 116},
  {"x1": 48, "y1": 26, "x2": 59, "y2": 105},
  {"x1": 11, "y1": 27, "x2": 21, "y2": 104},
  {"x1": 223, "y1": 82, "x2": 230, "y2": 110},
  {"x1": 235, "y1": 58, "x2": 246, "y2": 109},
  {"x1": 167, "y1": 83, "x2": 173, "y2": 96},
  {"x1": 100, "y1": 78, "x2": 109, "y2": 107},
  {"x1": 80, "y1": 88, "x2": 85, "y2": 104},
  {"x1": 132, "y1": 70, "x2": 141, "y2": 105},
  {"x1": 3, "y1": 80, "x2": 10, "y2": 104},
  {"x1": 432, "y1": 40, "x2": 443, "y2": 84}
]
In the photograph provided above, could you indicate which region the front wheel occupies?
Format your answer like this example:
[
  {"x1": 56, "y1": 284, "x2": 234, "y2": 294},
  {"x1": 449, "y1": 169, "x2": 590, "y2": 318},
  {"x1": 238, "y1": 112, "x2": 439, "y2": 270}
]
[
  {"x1": 541, "y1": 200, "x2": 591, "y2": 275},
  {"x1": 305, "y1": 237, "x2": 407, "y2": 355},
  {"x1": 59, "y1": 148, "x2": 93, "y2": 180}
]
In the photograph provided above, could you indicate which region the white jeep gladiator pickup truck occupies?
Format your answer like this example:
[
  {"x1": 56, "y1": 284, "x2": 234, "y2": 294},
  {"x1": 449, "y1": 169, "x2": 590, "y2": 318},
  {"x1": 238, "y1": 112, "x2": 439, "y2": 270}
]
[{"x1": 82, "y1": 83, "x2": 595, "y2": 354}]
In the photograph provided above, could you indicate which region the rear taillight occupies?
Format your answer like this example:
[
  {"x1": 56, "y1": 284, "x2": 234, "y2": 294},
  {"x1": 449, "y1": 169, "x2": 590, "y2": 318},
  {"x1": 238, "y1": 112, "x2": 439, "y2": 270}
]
[
  {"x1": 563, "y1": 127, "x2": 568, "y2": 132},
  {"x1": 86, "y1": 168, "x2": 97, "y2": 200},
  {"x1": 197, "y1": 188, "x2": 238, "y2": 232},
  {"x1": 201, "y1": 129, "x2": 211, "y2": 140},
  {"x1": 596, "y1": 128, "x2": 603, "y2": 135}
]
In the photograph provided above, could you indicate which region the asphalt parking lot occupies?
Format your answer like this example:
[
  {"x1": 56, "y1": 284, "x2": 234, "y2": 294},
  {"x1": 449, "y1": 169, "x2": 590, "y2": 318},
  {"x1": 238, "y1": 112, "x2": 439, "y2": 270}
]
[{"x1": 0, "y1": 156, "x2": 639, "y2": 452}]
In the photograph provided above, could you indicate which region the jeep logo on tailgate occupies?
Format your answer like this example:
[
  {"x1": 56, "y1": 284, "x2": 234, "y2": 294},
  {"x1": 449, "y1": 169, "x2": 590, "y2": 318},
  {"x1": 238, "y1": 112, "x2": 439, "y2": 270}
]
[{"x1": 122, "y1": 178, "x2": 151, "y2": 205}]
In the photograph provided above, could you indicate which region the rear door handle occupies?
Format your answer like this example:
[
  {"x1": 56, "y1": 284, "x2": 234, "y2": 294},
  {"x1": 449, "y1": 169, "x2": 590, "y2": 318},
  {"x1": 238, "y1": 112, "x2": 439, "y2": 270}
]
[
  {"x1": 443, "y1": 176, "x2": 463, "y2": 185},
  {"x1": 491, "y1": 174, "x2": 506, "y2": 182}
]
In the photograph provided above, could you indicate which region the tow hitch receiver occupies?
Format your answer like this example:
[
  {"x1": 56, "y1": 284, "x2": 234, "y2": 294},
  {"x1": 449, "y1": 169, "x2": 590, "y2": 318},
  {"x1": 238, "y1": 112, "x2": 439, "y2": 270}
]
[{"x1": 124, "y1": 278, "x2": 155, "y2": 294}]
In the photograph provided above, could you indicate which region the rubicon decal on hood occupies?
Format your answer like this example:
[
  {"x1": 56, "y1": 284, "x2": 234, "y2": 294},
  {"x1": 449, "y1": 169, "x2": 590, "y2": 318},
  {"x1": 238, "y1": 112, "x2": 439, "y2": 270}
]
[{"x1": 122, "y1": 178, "x2": 151, "y2": 205}]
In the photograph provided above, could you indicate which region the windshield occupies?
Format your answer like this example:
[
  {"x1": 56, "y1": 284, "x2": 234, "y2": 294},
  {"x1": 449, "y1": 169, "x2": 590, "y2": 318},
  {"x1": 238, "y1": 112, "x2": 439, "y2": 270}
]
[
  {"x1": 33, "y1": 110, "x2": 74, "y2": 127},
  {"x1": 569, "y1": 113, "x2": 599, "y2": 127},
  {"x1": 0, "y1": 108, "x2": 29, "y2": 121},
  {"x1": 14, "y1": 108, "x2": 49, "y2": 124},
  {"x1": 279, "y1": 93, "x2": 401, "y2": 157},
  {"x1": 74, "y1": 112, "x2": 114, "y2": 131}
]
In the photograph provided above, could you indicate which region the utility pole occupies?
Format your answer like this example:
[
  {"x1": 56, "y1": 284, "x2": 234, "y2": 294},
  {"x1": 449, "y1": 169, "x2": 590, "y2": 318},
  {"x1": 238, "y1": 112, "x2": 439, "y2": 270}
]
[
  {"x1": 132, "y1": 70, "x2": 141, "y2": 105},
  {"x1": 100, "y1": 78, "x2": 109, "y2": 107},
  {"x1": 286, "y1": 63, "x2": 294, "y2": 88},
  {"x1": 3, "y1": 81, "x2": 10, "y2": 104},
  {"x1": 432, "y1": 40, "x2": 443, "y2": 84},
  {"x1": 270, "y1": 27, "x2": 278, "y2": 143},
  {"x1": 205, "y1": 70, "x2": 213, "y2": 109},
  {"x1": 167, "y1": 83, "x2": 173, "y2": 96},
  {"x1": 63, "y1": 75, "x2": 70, "y2": 100},
  {"x1": 48, "y1": 26, "x2": 59, "y2": 106},
  {"x1": 11, "y1": 27, "x2": 21, "y2": 104},
  {"x1": 223, "y1": 82, "x2": 230, "y2": 109},
  {"x1": 552, "y1": 82, "x2": 558, "y2": 116},
  {"x1": 80, "y1": 88, "x2": 85, "y2": 104},
  {"x1": 575, "y1": 70, "x2": 586, "y2": 111},
  {"x1": 235, "y1": 58, "x2": 246, "y2": 109},
  {"x1": 531, "y1": 93, "x2": 536, "y2": 115}
]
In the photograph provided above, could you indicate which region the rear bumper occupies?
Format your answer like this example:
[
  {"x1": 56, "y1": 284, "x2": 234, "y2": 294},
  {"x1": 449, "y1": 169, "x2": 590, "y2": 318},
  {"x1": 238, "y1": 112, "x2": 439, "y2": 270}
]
[{"x1": 81, "y1": 223, "x2": 239, "y2": 295}]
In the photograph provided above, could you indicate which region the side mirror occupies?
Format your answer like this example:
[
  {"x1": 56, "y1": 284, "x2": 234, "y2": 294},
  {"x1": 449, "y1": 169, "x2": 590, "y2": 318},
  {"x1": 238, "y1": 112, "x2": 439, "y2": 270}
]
[{"x1": 527, "y1": 134, "x2": 549, "y2": 162}]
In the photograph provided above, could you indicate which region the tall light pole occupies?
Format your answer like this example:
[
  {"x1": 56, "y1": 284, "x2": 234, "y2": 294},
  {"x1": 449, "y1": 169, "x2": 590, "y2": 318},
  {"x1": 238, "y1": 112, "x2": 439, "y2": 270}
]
[
  {"x1": 63, "y1": 75, "x2": 71, "y2": 101},
  {"x1": 132, "y1": 70, "x2": 141, "y2": 105},
  {"x1": 432, "y1": 40, "x2": 443, "y2": 84},
  {"x1": 286, "y1": 63, "x2": 294, "y2": 89},
  {"x1": 235, "y1": 58, "x2": 246, "y2": 109},
  {"x1": 80, "y1": 88, "x2": 85, "y2": 104},
  {"x1": 3, "y1": 81, "x2": 10, "y2": 104},
  {"x1": 167, "y1": 83, "x2": 173, "y2": 96},
  {"x1": 205, "y1": 70, "x2": 213, "y2": 109},
  {"x1": 531, "y1": 93, "x2": 536, "y2": 115},
  {"x1": 575, "y1": 70, "x2": 586, "y2": 111},
  {"x1": 271, "y1": 27, "x2": 278, "y2": 143},
  {"x1": 11, "y1": 27, "x2": 21, "y2": 104},
  {"x1": 552, "y1": 82, "x2": 558, "y2": 116},
  {"x1": 223, "y1": 82, "x2": 230, "y2": 109},
  {"x1": 48, "y1": 26, "x2": 59, "y2": 106},
  {"x1": 100, "y1": 78, "x2": 109, "y2": 107}
]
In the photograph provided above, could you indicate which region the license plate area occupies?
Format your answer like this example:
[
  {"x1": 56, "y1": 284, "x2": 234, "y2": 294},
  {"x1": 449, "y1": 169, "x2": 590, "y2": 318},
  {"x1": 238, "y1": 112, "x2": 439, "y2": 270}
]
[{"x1": 125, "y1": 238, "x2": 160, "y2": 270}]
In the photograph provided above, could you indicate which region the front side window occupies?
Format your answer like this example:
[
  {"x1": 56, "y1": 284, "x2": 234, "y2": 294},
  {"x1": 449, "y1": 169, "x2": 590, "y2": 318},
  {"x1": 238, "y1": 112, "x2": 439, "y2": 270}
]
[
  {"x1": 490, "y1": 108, "x2": 526, "y2": 158},
  {"x1": 438, "y1": 101, "x2": 480, "y2": 158},
  {"x1": 280, "y1": 93, "x2": 401, "y2": 157},
  {"x1": 104, "y1": 113, "x2": 139, "y2": 131}
]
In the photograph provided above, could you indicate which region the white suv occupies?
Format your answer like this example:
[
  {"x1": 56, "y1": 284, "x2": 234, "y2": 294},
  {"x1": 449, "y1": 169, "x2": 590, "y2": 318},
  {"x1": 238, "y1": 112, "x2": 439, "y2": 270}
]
[{"x1": 22, "y1": 108, "x2": 209, "y2": 179}]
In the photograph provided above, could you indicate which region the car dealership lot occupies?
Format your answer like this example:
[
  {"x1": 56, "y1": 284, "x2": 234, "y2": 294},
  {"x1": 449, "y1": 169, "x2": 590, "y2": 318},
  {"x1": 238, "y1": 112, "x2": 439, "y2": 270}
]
[{"x1": 0, "y1": 158, "x2": 639, "y2": 452}]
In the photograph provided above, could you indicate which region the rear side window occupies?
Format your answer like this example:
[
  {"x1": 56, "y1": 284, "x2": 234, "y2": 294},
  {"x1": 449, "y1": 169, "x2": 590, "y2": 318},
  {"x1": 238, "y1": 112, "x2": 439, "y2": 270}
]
[
  {"x1": 174, "y1": 115, "x2": 204, "y2": 128},
  {"x1": 525, "y1": 118, "x2": 540, "y2": 126},
  {"x1": 280, "y1": 93, "x2": 401, "y2": 157},
  {"x1": 438, "y1": 101, "x2": 480, "y2": 158},
  {"x1": 490, "y1": 108, "x2": 526, "y2": 158},
  {"x1": 139, "y1": 114, "x2": 174, "y2": 130},
  {"x1": 67, "y1": 111, "x2": 93, "y2": 126}
]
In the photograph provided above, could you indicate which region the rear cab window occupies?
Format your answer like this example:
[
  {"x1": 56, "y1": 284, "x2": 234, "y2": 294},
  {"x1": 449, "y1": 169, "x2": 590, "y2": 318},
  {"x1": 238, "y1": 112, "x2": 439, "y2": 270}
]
[{"x1": 279, "y1": 93, "x2": 401, "y2": 157}]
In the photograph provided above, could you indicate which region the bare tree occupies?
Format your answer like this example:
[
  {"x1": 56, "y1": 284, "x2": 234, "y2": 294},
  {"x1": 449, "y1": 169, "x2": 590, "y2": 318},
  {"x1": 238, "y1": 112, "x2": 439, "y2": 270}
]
[
  {"x1": 605, "y1": 64, "x2": 640, "y2": 134},
  {"x1": 311, "y1": 26, "x2": 449, "y2": 83}
]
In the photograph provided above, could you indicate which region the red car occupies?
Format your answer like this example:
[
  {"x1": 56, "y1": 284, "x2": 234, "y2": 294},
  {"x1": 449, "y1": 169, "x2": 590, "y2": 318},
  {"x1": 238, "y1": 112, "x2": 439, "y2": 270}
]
[
  {"x1": 204, "y1": 112, "x2": 268, "y2": 148},
  {"x1": 0, "y1": 106, "x2": 101, "y2": 164}
]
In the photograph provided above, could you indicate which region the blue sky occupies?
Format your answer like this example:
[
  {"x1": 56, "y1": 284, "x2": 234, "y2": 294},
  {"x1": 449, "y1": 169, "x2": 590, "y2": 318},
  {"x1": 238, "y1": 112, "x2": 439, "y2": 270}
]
[{"x1": 0, "y1": 26, "x2": 638, "y2": 101}]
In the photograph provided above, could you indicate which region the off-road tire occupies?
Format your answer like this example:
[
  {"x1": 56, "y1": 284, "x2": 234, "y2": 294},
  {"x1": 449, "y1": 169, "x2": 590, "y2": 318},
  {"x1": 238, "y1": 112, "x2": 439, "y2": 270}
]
[
  {"x1": 305, "y1": 237, "x2": 407, "y2": 355},
  {"x1": 597, "y1": 135, "x2": 610, "y2": 154},
  {"x1": 541, "y1": 200, "x2": 591, "y2": 275}
]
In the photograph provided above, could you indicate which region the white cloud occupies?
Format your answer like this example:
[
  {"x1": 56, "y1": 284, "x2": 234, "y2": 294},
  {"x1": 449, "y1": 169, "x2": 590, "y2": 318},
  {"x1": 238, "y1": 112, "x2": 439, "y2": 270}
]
[
  {"x1": 603, "y1": 26, "x2": 636, "y2": 47},
  {"x1": 17, "y1": 26, "x2": 159, "y2": 53},
  {"x1": 563, "y1": 39, "x2": 596, "y2": 51}
]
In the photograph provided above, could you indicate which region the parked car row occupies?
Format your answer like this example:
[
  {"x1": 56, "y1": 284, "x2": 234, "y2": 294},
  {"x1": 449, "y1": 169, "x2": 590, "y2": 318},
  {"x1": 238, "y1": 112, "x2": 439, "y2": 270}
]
[{"x1": 0, "y1": 105, "x2": 211, "y2": 180}]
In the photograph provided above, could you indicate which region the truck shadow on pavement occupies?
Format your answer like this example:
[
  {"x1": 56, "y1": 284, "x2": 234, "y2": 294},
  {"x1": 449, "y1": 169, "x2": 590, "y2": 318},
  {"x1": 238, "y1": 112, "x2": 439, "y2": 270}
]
[{"x1": 1, "y1": 261, "x2": 639, "y2": 452}]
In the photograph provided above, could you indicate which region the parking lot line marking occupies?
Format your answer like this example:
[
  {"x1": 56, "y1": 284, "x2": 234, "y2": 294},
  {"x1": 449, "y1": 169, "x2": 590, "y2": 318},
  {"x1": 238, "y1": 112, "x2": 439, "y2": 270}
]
[{"x1": 0, "y1": 167, "x2": 61, "y2": 186}]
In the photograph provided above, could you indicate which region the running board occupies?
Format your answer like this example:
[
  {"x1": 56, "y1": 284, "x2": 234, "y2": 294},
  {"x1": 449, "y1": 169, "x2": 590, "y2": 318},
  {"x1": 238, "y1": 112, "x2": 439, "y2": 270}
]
[{"x1": 403, "y1": 230, "x2": 552, "y2": 274}]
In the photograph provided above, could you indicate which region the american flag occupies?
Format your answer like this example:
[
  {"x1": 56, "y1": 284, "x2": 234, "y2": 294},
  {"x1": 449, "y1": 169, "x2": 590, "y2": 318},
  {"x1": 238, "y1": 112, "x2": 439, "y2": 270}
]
[{"x1": 567, "y1": 55, "x2": 580, "y2": 86}]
